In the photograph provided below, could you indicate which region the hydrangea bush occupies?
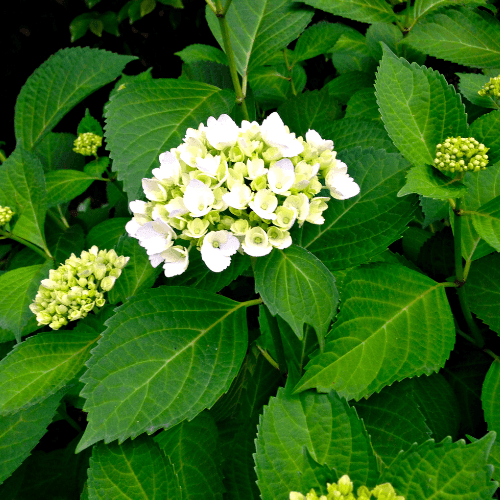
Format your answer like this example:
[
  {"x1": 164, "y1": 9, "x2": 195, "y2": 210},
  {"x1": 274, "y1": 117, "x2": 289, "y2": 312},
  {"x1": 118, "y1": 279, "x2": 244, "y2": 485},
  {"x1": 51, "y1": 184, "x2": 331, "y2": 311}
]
[{"x1": 1, "y1": 0, "x2": 500, "y2": 498}]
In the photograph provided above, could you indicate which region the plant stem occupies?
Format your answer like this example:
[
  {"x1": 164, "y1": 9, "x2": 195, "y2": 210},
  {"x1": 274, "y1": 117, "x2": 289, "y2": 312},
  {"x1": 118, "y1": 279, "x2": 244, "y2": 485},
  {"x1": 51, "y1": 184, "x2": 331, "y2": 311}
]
[
  {"x1": 214, "y1": 0, "x2": 250, "y2": 121},
  {"x1": 256, "y1": 345, "x2": 280, "y2": 370},
  {"x1": 453, "y1": 198, "x2": 484, "y2": 348},
  {"x1": 0, "y1": 228, "x2": 53, "y2": 260},
  {"x1": 440, "y1": 282, "x2": 459, "y2": 288},
  {"x1": 485, "y1": 349, "x2": 500, "y2": 361},
  {"x1": 283, "y1": 50, "x2": 297, "y2": 96},
  {"x1": 57, "y1": 205, "x2": 70, "y2": 228},
  {"x1": 240, "y1": 297, "x2": 263, "y2": 308}
]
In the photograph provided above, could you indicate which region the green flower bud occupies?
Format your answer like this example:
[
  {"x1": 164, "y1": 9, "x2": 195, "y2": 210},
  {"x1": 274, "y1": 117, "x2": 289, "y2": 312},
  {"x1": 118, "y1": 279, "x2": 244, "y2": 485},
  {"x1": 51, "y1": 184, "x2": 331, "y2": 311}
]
[
  {"x1": 100, "y1": 275, "x2": 116, "y2": 292},
  {"x1": 478, "y1": 75, "x2": 500, "y2": 98},
  {"x1": 371, "y1": 484, "x2": 404, "y2": 500},
  {"x1": 357, "y1": 486, "x2": 372, "y2": 500},
  {"x1": 262, "y1": 146, "x2": 282, "y2": 162},
  {"x1": 0, "y1": 206, "x2": 14, "y2": 226},
  {"x1": 73, "y1": 132, "x2": 102, "y2": 156},
  {"x1": 250, "y1": 174, "x2": 267, "y2": 192},
  {"x1": 434, "y1": 137, "x2": 489, "y2": 173}
]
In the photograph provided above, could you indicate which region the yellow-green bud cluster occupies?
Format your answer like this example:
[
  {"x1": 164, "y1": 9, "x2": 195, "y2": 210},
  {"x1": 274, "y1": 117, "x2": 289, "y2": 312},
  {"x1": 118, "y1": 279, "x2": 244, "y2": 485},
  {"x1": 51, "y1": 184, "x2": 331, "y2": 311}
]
[
  {"x1": 289, "y1": 475, "x2": 404, "y2": 500},
  {"x1": 0, "y1": 206, "x2": 14, "y2": 225},
  {"x1": 29, "y1": 246, "x2": 129, "y2": 330},
  {"x1": 478, "y1": 75, "x2": 500, "y2": 99},
  {"x1": 434, "y1": 137, "x2": 489, "y2": 173},
  {"x1": 126, "y1": 112, "x2": 360, "y2": 276},
  {"x1": 73, "y1": 132, "x2": 102, "y2": 156}
]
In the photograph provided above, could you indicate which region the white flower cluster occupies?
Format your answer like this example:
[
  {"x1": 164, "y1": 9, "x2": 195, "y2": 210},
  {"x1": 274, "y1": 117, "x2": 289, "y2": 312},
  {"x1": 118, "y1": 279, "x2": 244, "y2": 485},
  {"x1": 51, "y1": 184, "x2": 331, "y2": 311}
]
[{"x1": 126, "y1": 113, "x2": 359, "y2": 275}]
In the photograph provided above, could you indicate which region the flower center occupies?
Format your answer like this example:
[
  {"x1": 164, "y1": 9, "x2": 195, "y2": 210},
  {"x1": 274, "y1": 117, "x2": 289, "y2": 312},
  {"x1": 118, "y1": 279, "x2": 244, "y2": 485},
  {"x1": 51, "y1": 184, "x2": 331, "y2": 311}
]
[
  {"x1": 198, "y1": 203, "x2": 205, "y2": 211},
  {"x1": 261, "y1": 203, "x2": 268, "y2": 210},
  {"x1": 283, "y1": 217, "x2": 290, "y2": 224},
  {"x1": 254, "y1": 236, "x2": 262, "y2": 244},
  {"x1": 212, "y1": 241, "x2": 220, "y2": 248},
  {"x1": 276, "y1": 183, "x2": 282, "y2": 189}
]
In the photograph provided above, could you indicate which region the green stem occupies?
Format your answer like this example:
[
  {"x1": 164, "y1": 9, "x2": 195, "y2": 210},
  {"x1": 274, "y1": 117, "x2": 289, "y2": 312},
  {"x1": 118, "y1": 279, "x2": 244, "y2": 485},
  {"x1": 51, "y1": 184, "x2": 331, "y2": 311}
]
[
  {"x1": 214, "y1": 0, "x2": 250, "y2": 121},
  {"x1": 261, "y1": 303, "x2": 288, "y2": 373},
  {"x1": 205, "y1": 0, "x2": 217, "y2": 13},
  {"x1": 57, "y1": 403, "x2": 82, "y2": 433},
  {"x1": 57, "y1": 205, "x2": 70, "y2": 228},
  {"x1": 455, "y1": 325, "x2": 476, "y2": 345},
  {"x1": 0, "y1": 150, "x2": 6, "y2": 163},
  {"x1": 256, "y1": 345, "x2": 280, "y2": 370},
  {"x1": 453, "y1": 198, "x2": 484, "y2": 348},
  {"x1": 283, "y1": 50, "x2": 297, "y2": 96},
  {"x1": 47, "y1": 208, "x2": 69, "y2": 231},
  {"x1": 485, "y1": 349, "x2": 500, "y2": 361},
  {"x1": 221, "y1": 0, "x2": 233, "y2": 16},
  {"x1": 240, "y1": 297, "x2": 263, "y2": 308},
  {"x1": 0, "y1": 228, "x2": 53, "y2": 260},
  {"x1": 440, "y1": 282, "x2": 459, "y2": 288}
]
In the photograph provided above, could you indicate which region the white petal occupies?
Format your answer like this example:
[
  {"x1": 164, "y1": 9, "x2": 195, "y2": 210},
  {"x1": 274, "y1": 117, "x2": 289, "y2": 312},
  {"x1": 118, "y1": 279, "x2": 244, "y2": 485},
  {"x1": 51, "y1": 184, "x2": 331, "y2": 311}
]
[
  {"x1": 220, "y1": 232, "x2": 240, "y2": 257},
  {"x1": 129, "y1": 200, "x2": 147, "y2": 214},
  {"x1": 162, "y1": 247, "x2": 189, "y2": 277},
  {"x1": 149, "y1": 253, "x2": 165, "y2": 268},
  {"x1": 125, "y1": 219, "x2": 141, "y2": 238},
  {"x1": 205, "y1": 114, "x2": 240, "y2": 150},
  {"x1": 183, "y1": 179, "x2": 215, "y2": 216}
]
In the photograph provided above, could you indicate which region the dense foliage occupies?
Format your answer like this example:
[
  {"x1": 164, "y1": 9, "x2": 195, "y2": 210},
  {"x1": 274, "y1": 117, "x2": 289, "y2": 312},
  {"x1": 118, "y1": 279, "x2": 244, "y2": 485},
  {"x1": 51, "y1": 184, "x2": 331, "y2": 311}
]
[{"x1": 1, "y1": 0, "x2": 500, "y2": 498}]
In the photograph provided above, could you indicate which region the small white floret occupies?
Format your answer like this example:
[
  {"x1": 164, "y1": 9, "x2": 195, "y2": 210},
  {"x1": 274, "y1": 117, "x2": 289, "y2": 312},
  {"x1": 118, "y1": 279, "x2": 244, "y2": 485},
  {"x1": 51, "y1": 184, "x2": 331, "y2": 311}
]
[
  {"x1": 260, "y1": 112, "x2": 304, "y2": 157},
  {"x1": 201, "y1": 230, "x2": 240, "y2": 272},
  {"x1": 242, "y1": 226, "x2": 273, "y2": 256},
  {"x1": 325, "y1": 162, "x2": 360, "y2": 200},
  {"x1": 162, "y1": 246, "x2": 189, "y2": 277},
  {"x1": 205, "y1": 114, "x2": 240, "y2": 150},
  {"x1": 183, "y1": 179, "x2": 215, "y2": 217}
]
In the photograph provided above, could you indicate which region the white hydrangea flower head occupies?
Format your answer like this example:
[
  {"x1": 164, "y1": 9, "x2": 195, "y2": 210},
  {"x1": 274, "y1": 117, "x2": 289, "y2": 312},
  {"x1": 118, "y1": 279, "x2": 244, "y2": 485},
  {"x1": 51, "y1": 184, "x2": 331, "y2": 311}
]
[
  {"x1": 125, "y1": 111, "x2": 359, "y2": 276},
  {"x1": 201, "y1": 230, "x2": 240, "y2": 272}
]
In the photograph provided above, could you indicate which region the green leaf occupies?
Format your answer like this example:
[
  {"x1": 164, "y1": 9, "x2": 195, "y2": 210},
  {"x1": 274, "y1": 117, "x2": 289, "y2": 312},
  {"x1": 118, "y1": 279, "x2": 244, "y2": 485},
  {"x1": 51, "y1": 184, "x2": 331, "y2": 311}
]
[
  {"x1": 206, "y1": 0, "x2": 313, "y2": 77},
  {"x1": 277, "y1": 89, "x2": 342, "y2": 139},
  {"x1": 296, "y1": 0, "x2": 397, "y2": 24},
  {"x1": 354, "y1": 381, "x2": 431, "y2": 466},
  {"x1": 294, "y1": 22, "x2": 353, "y2": 62},
  {"x1": 405, "y1": 7, "x2": 500, "y2": 69},
  {"x1": 166, "y1": 249, "x2": 250, "y2": 293},
  {"x1": 175, "y1": 44, "x2": 228, "y2": 65},
  {"x1": 77, "y1": 109, "x2": 103, "y2": 136},
  {"x1": 77, "y1": 287, "x2": 248, "y2": 451},
  {"x1": 0, "y1": 263, "x2": 51, "y2": 343},
  {"x1": 471, "y1": 195, "x2": 500, "y2": 252},
  {"x1": 344, "y1": 88, "x2": 380, "y2": 121},
  {"x1": 419, "y1": 196, "x2": 449, "y2": 227},
  {"x1": 401, "y1": 226, "x2": 433, "y2": 263},
  {"x1": 0, "y1": 148, "x2": 49, "y2": 252},
  {"x1": 154, "y1": 412, "x2": 224, "y2": 500},
  {"x1": 294, "y1": 263, "x2": 456, "y2": 400},
  {"x1": 108, "y1": 236, "x2": 162, "y2": 305},
  {"x1": 483, "y1": 360, "x2": 500, "y2": 434},
  {"x1": 84, "y1": 157, "x2": 110, "y2": 178},
  {"x1": 411, "y1": 0, "x2": 490, "y2": 25},
  {"x1": 402, "y1": 373, "x2": 460, "y2": 442},
  {"x1": 380, "y1": 433, "x2": 498, "y2": 499},
  {"x1": 104, "y1": 79, "x2": 234, "y2": 201},
  {"x1": 45, "y1": 170, "x2": 98, "y2": 207},
  {"x1": 254, "y1": 245, "x2": 338, "y2": 343},
  {"x1": 457, "y1": 73, "x2": 499, "y2": 109},
  {"x1": 85, "y1": 218, "x2": 128, "y2": 250},
  {"x1": 301, "y1": 148, "x2": 415, "y2": 272},
  {"x1": 444, "y1": 350, "x2": 490, "y2": 436},
  {"x1": 375, "y1": 45, "x2": 467, "y2": 167},
  {"x1": 254, "y1": 388, "x2": 378, "y2": 499},
  {"x1": 366, "y1": 22, "x2": 402, "y2": 61},
  {"x1": 182, "y1": 61, "x2": 233, "y2": 90},
  {"x1": 15, "y1": 47, "x2": 135, "y2": 150},
  {"x1": 87, "y1": 435, "x2": 172, "y2": 500},
  {"x1": 458, "y1": 162, "x2": 500, "y2": 261},
  {"x1": 322, "y1": 119, "x2": 397, "y2": 154},
  {"x1": 466, "y1": 252, "x2": 500, "y2": 334},
  {"x1": 0, "y1": 330, "x2": 98, "y2": 415},
  {"x1": 0, "y1": 392, "x2": 63, "y2": 485},
  {"x1": 33, "y1": 132, "x2": 84, "y2": 172},
  {"x1": 324, "y1": 72, "x2": 375, "y2": 105},
  {"x1": 330, "y1": 32, "x2": 377, "y2": 75},
  {"x1": 470, "y1": 110, "x2": 500, "y2": 165},
  {"x1": 398, "y1": 165, "x2": 468, "y2": 200},
  {"x1": 47, "y1": 225, "x2": 85, "y2": 265}
]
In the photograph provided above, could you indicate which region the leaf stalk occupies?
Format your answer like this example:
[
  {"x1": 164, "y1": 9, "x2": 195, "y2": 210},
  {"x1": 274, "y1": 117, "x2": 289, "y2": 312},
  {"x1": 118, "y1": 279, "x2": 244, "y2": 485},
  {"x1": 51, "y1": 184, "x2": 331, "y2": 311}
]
[{"x1": 0, "y1": 228, "x2": 53, "y2": 260}]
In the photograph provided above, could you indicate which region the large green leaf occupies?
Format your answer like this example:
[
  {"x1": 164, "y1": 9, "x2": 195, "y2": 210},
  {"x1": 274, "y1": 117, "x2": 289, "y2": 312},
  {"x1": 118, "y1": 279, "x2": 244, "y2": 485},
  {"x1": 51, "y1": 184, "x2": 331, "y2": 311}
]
[
  {"x1": 375, "y1": 45, "x2": 467, "y2": 168},
  {"x1": 254, "y1": 245, "x2": 337, "y2": 343},
  {"x1": 354, "y1": 381, "x2": 431, "y2": 466},
  {"x1": 380, "y1": 433, "x2": 498, "y2": 499},
  {"x1": 107, "y1": 236, "x2": 162, "y2": 305},
  {"x1": 254, "y1": 388, "x2": 378, "y2": 500},
  {"x1": 330, "y1": 32, "x2": 377, "y2": 75},
  {"x1": 483, "y1": 360, "x2": 500, "y2": 434},
  {"x1": 45, "y1": 170, "x2": 98, "y2": 207},
  {"x1": 456, "y1": 162, "x2": 500, "y2": 262},
  {"x1": 87, "y1": 435, "x2": 172, "y2": 500},
  {"x1": 0, "y1": 263, "x2": 51, "y2": 343},
  {"x1": 405, "y1": 7, "x2": 500, "y2": 69},
  {"x1": 206, "y1": 0, "x2": 313, "y2": 77},
  {"x1": 411, "y1": 0, "x2": 489, "y2": 27},
  {"x1": 301, "y1": 148, "x2": 416, "y2": 272},
  {"x1": 466, "y1": 253, "x2": 500, "y2": 335},
  {"x1": 154, "y1": 412, "x2": 224, "y2": 500},
  {"x1": 471, "y1": 195, "x2": 500, "y2": 252},
  {"x1": 294, "y1": 263, "x2": 456, "y2": 400},
  {"x1": 402, "y1": 373, "x2": 460, "y2": 442},
  {"x1": 470, "y1": 111, "x2": 500, "y2": 165},
  {"x1": 277, "y1": 89, "x2": 342, "y2": 139},
  {"x1": 33, "y1": 132, "x2": 84, "y2": 172},
  {"x1": 0, "y1": 330, "x2": 98, "y2": 415},
  {"x1": 344, "y1": 88, "x2": 380, "y2": 121},
  {"x1": 104, "y1": 80, "x2": 234, "y2": 201},
  {"x1": 15, "y1": 48, "x2": 135, "y2": 150},
  {"x1": 0, "y1": 148, "x2": 49, "y2": 253},
  {"x1": 77, "y1": 287, "x2": 248, "y2": 452},
  {"x1": 0, "y1": 392, "x2": 63, "y2": 485},
  {"x1": 297, "y1": 0, "x2": 397, "y2": 24},
  {"x1": 398, "y1": 165, "x2": 468, "y2": 200}
]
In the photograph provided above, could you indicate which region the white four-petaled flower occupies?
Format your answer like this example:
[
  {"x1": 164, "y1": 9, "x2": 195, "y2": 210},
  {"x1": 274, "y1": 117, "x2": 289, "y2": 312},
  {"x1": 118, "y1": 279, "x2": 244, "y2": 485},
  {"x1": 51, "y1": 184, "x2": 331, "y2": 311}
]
[{"x1": 201, "y1": 230, "x2": 240, "y2": 272}]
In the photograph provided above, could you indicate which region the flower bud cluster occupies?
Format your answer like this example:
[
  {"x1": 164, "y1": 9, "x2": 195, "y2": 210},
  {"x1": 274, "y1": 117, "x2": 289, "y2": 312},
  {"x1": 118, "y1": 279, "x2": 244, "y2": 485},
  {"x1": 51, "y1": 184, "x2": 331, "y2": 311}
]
[
  {"x1": 29, "y1": 246, "x2": 129, "y2": 330},
  {"x1": 289, "y1": 475, "x2": 404, "y2": 500},
  {"x1": 0, "y1": 206, "x2": 14, "y2": 226},
  {"x1": 126, "y1": 112, "x2": 359, "y2": 275},
  {"x1": 433, "y1": 137, "x2": 489, "y2": 173},
  {"x1": 73, "y1": 132, "x2": 103, "y2": 156},
  {"x1": 478, "y1": 75, "x2": 500, "y2": 99}
]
